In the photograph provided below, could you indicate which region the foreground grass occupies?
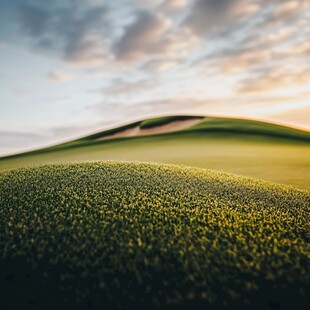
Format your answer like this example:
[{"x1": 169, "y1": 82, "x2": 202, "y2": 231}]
[{"x1": 0, "y1": 162, "x2": 309, "y2": 309}]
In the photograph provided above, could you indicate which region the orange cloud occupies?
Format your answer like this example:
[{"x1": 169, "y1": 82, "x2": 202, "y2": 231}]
[
  {"x1": 268, "y1": 104, "x2": 310, "y2": 130},
  {"x1": 48, "y1": 71, "x2": 74, "y2": 82},
  {"x1": 160, "y1": 0, "x2": 189, "y2": 12},
  {"x1": 273, "y1": 0, "x2": 309, "y2": 20},
  {"x1": 239, "y1": 68, "x2": 310, "y2": 93},
  {"x1": 144, "y1": 59, "x2": 178, "y2": 72},
  {"x1": 114, "y1": 11, "x2": 198, "y2": 64},
  {"x1": 218, "y1": 50, "x2": 271, "y2": 73}
]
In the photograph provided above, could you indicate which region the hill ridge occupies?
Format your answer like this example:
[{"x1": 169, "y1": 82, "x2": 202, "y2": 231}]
[{"x1": 1, "y1": 115, "x2": 310, "y2": 160}]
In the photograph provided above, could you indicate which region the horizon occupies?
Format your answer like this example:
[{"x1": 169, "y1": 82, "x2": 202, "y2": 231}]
[
  {"x1": 1, "y1": 0, "x2": 309, "y2": 155},
  {"x1": 1, "y1": 113, "x2": 309, "y2": 158}
]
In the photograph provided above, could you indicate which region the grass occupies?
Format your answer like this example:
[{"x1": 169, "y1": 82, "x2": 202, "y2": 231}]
[
  {"x1": 0, "y1": 161, "x2": 309, "y2": 309},
  {"x1": 0, "y1": 116, "x2": 309, "y2": 190},
  {"x1": 186, "y1": 117, "x2": 310, "y2": 141}
]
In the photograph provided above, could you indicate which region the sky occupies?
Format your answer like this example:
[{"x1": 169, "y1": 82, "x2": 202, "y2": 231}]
[{"x1": 0, "y1": 0, "x2": 309, "y2": 156}]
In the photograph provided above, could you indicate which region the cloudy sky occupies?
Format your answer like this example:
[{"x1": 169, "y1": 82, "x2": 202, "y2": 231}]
[{"x1": 0, "y1": 0, "x2": 309, "y2": 155}]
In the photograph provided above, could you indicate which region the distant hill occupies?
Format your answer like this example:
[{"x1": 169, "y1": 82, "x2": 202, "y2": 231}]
[
  {"x1": 76, "y1": 115, "x2": 310, "y2": 143},
  {"x1": 0, "y1": 116, "x2": 309, "y2": 190}
]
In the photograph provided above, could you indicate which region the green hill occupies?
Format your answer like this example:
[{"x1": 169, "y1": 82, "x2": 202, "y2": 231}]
[
  {"x1": 0, "y1": 162, "x2": 309, "y2": 309},
  {"x1": 0, "y1": 116, "x2": 310, "y2": 190}
]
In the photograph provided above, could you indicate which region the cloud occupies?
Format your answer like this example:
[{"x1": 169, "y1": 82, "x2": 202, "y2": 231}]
[
  {"x1": 91, "y1": 90, "x2": 310, "y2": 128},
  {"x1": 242, "y1": 26, "x2": 297, "y2": 49},
  {"x1": 113, "y1": 9, "x2": 199, "y2": 66},
  {"x1": 0, "y1": 124, "x2": 96, "y2": 157},
  {"x1": 143, "y1": 59, "x2": 178, "y2": 72},
  {"x1": 276, "y1": 41, "x2": 310, "y2": 60},
  {"x1": 264, "y1": 27, "x2": 296, "y2": 44},
  {"x1": 64, "y1": 34, "x2": 109, "y2": 66},
  {"x1": 268, "y1": 104, "x2": 310, "y2": 130},
  {"x1": 50, "y1": 124, "x2": 94, "y2": 138},
  {"x1": 19, "y1": 3, "x2": 49, "y2": 36},
  {"x1": 82, "y1": 0, "x2": 107, "y2": 8},
  {"x1": 216, "y1": 32, "x2": 310, "y2": 73},
  {"x1": 58, "y1": 5, "x2": 111, "y2": 65},
  {"x1": 48, "y1": 71, "x2": 74, "y2": 82},
  {"x1": 113, "y1": 10, "x2": 172, "y2": 61},
  {"x1": 233, "y1": 1, "x2": 261, "y2": 17},
  {"x1": 183, "y1": 0, "x2": 256, "y2": 36},
  {"x1": 92, "y1": 96, "x2": 210, "y2": 120},
  {"x1": 0, "y1": 130, "x2": 46, "y2": 156},
  {"x1": 138, "y1": 0, "x2": 162, "y2": 8},
  {"x1": 248, "y1": 0, "x2": 309, "y2": 39},
  {"x1": 11, "y1": 0, "x2": 310, "y2": 72},
  {"x1": 268, "y1": 0, "x2": 309, "y2": 23},
  {"x1": 216, "y1": 49, "x2": 271, "y2": 73},
  {"x1": 160, "y1": 0, "x2": 190, "y2": 12},
  {"x1": 238, "y1": 67, "x2": 310, "y2": 94},
  {"x1": 199, "y1": 14, "x2": 308, "y2": 75},
  {"x1": 0, "y1": 130, "x2": 43, "y2": 142},
  {"x1": 12, "y1": 1, "x2": 207, "y2": 69},
  {"x1": 17, "y1": 1, "x2": 111, "y2": 66},
  {"x1": 102, "y1": 78, "x2": 157, "y2": 95}
]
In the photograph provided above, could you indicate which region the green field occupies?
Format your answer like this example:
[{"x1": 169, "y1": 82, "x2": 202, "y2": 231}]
[
  {"x1": 1, "y1": 117, "x2": 309, "y2": 190},
  {"x1": 1, "y1": 162, "x2": 309, "y2": 309}
]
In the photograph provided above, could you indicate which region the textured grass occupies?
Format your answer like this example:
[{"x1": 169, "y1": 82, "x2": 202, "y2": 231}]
[{"x1": 0, "y1": 162, "x2": 309, "y2": 309}]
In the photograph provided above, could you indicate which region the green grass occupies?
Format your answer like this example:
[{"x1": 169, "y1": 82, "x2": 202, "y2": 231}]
[
  {"x1": 0, "y1": 162, "x2": 309, "y2": 309},
  {"x1": 0, "y1": 117, "x2": 310, "y2": 190},
  {"x1": 186, "y1": 117, "x2": 310, "y2": 141}
]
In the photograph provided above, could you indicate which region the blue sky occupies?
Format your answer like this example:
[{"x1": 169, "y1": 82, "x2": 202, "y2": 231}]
[{"x1": 0, "y1": 0, "x2": 309, "y2": 155}]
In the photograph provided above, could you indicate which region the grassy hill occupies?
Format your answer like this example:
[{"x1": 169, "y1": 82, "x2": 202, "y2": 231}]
[
  {"x1": 0, "y1": 162, "x2": 309, "y2": 309},
  {"x1": 0, "y1": 116, "x2": 310, "y2": 190}
]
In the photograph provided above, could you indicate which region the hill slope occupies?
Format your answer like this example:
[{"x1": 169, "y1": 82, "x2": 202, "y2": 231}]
[
  {"x1": 0, "y1": 116, "x2": 310, "y2": 190},
  {"x1": 0, "y1": 162, "x2": 309, "y2": 309}
]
